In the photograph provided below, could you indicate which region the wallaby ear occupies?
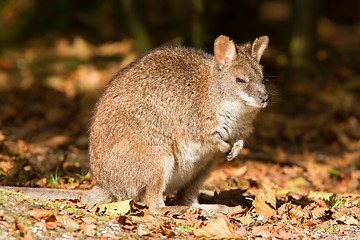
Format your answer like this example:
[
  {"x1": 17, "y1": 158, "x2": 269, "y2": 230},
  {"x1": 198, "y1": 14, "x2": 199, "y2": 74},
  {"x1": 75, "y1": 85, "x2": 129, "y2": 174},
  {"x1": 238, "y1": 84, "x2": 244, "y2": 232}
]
[
  {"x1": 214, "y1": 35, "x2": 237, "y2": 68},
  {"x1": 251, "y1": 36, "x2": 269, "y2": 62}
]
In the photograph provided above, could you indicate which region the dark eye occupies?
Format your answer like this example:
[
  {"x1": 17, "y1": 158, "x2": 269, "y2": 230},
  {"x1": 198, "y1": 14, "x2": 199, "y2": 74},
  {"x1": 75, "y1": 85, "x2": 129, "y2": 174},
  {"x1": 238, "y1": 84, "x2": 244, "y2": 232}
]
[{"x1": 236, "y1": 78, "x2": 247, "y2": 84}]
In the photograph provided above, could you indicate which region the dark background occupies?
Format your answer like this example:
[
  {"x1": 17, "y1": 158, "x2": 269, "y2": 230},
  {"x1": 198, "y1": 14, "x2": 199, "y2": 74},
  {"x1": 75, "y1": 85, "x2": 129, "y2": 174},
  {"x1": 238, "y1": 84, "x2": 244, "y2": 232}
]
[{"x1": 0, "y1": 0, "x2": 359, "y2": 191}]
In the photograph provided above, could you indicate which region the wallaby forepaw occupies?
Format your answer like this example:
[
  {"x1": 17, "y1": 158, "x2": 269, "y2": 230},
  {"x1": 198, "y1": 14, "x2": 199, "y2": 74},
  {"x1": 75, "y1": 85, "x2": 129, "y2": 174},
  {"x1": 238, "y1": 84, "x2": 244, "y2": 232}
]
[{"x1": 226, "y1": 149, "x2": 239, "y2": 161}]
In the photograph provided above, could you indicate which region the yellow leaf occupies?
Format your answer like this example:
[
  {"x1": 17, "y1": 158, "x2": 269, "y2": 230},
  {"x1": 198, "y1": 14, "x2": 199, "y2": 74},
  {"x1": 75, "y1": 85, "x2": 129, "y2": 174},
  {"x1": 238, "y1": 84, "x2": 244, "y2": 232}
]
[
  {"x1": 307, "y1": 191, "x2": 334, "y2": 201},
  {"x1": 193, "y1": 215, "x2": 238, "y2": 239},
  {"x1": 336, "y1": 215, "x2": 359, "y2": 226},
  {"x1": 253, "y1": 191, "x2": 276, "y2": 218},
  {"x1": 98, "y1": 199, "x2": 134, "y2": 216},
  {"x1": 275, "y1": 188, "x2": 300, "y2": 195},
  {"x1": 238, "y1": 216, "x2": 254, "y2": 225}
]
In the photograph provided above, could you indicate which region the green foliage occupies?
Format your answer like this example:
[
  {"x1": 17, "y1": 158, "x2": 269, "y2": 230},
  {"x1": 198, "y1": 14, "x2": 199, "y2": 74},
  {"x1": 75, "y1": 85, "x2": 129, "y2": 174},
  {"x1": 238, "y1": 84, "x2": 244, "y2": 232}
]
[
  {"x1": 330, "y1": 196, "x2": 352, "y2": 210},
  {"x1": 0, "y1": 167, "x2": 5, "y2": 180},
  {"x1": 17, "y1": 172, "x2": 28, "y2": 184},
  {"x1": 75, "y1": 171, "x2": 86, "y2": 179},
  {"x1": 176, "y1": 223, "x2": 196, "y2": 233},
  {"x1": 48, "y1": 167, "x2": 61, "y2": 185},
  {"x1": 318, "y1": 224, "x2": 337, "y2": 233},
  {"x1": 297, "y1": 217, "x2": 303, "y2": 228},
  {"x1": 329, "y1": 169, "x2": 340, "y2": 178}
]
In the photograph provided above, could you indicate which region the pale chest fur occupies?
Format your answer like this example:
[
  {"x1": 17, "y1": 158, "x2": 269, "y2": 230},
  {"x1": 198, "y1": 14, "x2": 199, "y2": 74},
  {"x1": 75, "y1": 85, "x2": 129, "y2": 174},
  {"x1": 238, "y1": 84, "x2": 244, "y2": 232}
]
[
  {"x1": 163, "y1": 101, "x2": 258, "y2": 194},
  {"x1": 216, "y1": 101, "x2": 258, "y2": 144}
]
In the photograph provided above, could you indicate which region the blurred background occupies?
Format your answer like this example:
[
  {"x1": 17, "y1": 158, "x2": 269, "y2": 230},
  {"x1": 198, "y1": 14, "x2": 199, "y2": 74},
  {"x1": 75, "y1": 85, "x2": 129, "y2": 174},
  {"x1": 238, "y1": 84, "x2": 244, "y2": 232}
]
[{"x1": 0, "y1": 0, "x2": 359, "y2": 193}]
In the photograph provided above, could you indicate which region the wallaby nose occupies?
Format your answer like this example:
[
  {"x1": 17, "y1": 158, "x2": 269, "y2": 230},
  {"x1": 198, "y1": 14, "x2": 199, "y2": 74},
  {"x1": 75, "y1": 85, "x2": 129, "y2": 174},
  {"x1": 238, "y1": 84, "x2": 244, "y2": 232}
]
[{"x1": 258, "y1": 91, "x2": 268, "y2": 104}]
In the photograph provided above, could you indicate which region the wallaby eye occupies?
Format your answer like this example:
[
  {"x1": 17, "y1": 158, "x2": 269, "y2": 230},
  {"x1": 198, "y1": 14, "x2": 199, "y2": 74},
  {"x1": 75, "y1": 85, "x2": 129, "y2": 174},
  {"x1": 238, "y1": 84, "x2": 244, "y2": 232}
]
[{"x1": 236, "y1": 78, "x2": 247, "y2": 84}]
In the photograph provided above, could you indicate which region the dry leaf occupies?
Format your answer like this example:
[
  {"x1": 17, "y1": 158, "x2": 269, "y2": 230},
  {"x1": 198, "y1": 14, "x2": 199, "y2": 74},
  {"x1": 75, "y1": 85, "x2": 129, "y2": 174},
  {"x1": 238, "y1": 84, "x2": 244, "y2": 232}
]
[
  {"x1": 0, "y1": 221, "x2": 9, "y2": 230},
  {"x1": 335, "y1": 215, "x2": 359, "y2": 225},
  {"x1": 238, "y1": 216, "x2": 254, "y2": 225},
  {"x1": 193, "y1": 215, "x2": 238, "y2": 239},
  {"x1": 311, "y1": 207, "x2": 328, "y2": 219},
  {"x1": 252, "y1": 225, "x2": 272, "y2": 238},
  {"x1": 289, "y1": 206, "x2": 310, "y2": 219},
  {"x1": 307, "y1": 191, "x2": 334, "y2": 201},
  {"x1": 27, "y1": 209, "x2": 59, "y2": 220},
  {"x1": 14, "y1": 219, "x2": 28, "y2": 232},
  {"x1": 25, "y1": 230, "x2": 36, "y2": 240},
  {"x1": 84, "y1": 227, "x2": 96, "y2": 237},
  {"x1": 137, "y1": 227, "x2": 149, "y2": 236},
  {"x1": 82, "y1": 223, "x2": 97, "y2": 237},
  {"x1": 98, "y1": 199, "x2": 134, "y2": 216},
  {"x1": 253, "y1": 191, "x2": 276, "y2": 218},
  {"x1": 45, "y1": 221, "x2": 58, "y2": 230},
  {"x1": 344, "y1": 216, "x2": 359, "y2": 225},
  {"x1": 227, "y1": 205, "x2": 248, "y2": 217},
  {"x1": 55, "y1": 215, "x2": 80, "y2": 232},
  {"x1": 82, "y1": 217, "x2": 97, "y2": 225},
  {"x1": 160, "y1": 225, "x2": 175, "y2": 238}
]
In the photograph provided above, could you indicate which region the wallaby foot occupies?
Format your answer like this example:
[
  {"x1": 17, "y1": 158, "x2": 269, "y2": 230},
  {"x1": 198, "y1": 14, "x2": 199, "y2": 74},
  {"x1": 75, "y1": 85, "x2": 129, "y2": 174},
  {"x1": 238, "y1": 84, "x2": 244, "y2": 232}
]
[
  {"x1": 150, "y1": 205, "x2": 198, "y2": 215},
  {"x1": 195, "y1": 203, "x2": 232, "y2": 215},
  {"x1": 151, "y1": 204, "x2": 231, "y2": 216}
]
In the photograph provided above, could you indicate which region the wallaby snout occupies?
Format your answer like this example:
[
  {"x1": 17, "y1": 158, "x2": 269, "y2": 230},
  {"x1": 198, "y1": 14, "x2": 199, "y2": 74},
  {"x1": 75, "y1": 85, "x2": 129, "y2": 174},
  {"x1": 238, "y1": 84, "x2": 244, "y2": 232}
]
[
  {"x1": 258, "y1": 91, "x2": 268, "y2": 103},
  {"x1": 257, "y1": 90, "x2": 268, "y2": 108}
]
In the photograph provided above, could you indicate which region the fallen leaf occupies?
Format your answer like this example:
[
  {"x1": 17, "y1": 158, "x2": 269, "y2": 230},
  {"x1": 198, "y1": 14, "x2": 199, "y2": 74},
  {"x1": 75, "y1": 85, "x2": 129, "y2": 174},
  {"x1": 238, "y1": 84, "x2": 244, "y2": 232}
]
[
  {"x1": 82, "y1": 217, "x2": 97, "y2": 224},
  {"x1": 82, "y1": 223, "x2": 97, "y2": 237},
  {"x1": 101, "y1": 233, "x2": 118, "y2": 239},
  {"x1": 84, "y1": 227, "x2": 96, "y2": 237},
  {"x1": 98, "y1": 199, "x2": 134, "y2": 216},
  {"x1": 276, "y1": 188, "x2": 300, "y2": 195},
  {"x1": 137, "y1": 227, "x2": 150, "y2": 236},
  {"x1": 25, "y1": 230, "x2": 36, "y2": 240},
  {"x1": 227, "y1": 205, "x2": 248, "y2": 217},
  {"x1": 193, "y1": 215, "x2": 238, "y2": 239},
  {"x1": 160, "y1": 225, "x2": 175, "y2": 238},
  {"x1": 0, "y1": 221, "x2": 9, "y2": 230},
  {"x1": 307, "y1": 191, "x2": 334, "y2": 201},
  {"x1": 27, "y1": 209, "x2": 59, "y2": 220},
  {"x1": 252, "y1": 225, "x2": 272, "y2": 238},
  {"x1": 45, "y1": 221, "x2": 58, "y2": 230},
  {"x1": 336, "y1": 215, "x2": 359, "y2": 225},
  {"x1": 311, "y1": 207, "x2": 329, "y2": 219},
  {"x1": 253, "y1": 191, "x2": 276, "y2": 218},
  {"x1": 285, "y1": 177, "x2": 310, "y2": 188},
  {"x1": 14, "y1": 219, "x2": 28, "y2": 232},
  {"x1": 238, "y1": 216, "x2": 254, "y2": 225},
  {"x1": 55, "y1": 215, "x2": 80, "y2": 232},
  {"x1": 289, "y1": 206, "x2": 310, "y2": 219}
]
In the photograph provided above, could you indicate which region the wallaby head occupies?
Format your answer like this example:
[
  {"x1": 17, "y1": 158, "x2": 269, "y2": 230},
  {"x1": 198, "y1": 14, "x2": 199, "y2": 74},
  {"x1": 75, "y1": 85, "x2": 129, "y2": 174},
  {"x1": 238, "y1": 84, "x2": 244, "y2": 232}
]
[{"x1": 213, "y1": 35, "x2": 269, "y2": 109}]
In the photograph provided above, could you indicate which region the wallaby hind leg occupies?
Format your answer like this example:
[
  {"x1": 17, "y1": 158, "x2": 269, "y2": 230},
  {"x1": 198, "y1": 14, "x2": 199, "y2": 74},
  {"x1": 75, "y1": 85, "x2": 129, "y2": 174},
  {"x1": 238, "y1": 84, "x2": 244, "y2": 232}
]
[
  {"x1": 141, "y1": 170, "x2": 191, "y2": 215},
  {"x1": 176, "y1": 162, "x2": 232, "y2": 215},
  {"x1": 176, "y1": 161, "x2": 217, "y2": 206},
  {"x1": 86, "y1": 185, "x2": 116, "y2": 206}
]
